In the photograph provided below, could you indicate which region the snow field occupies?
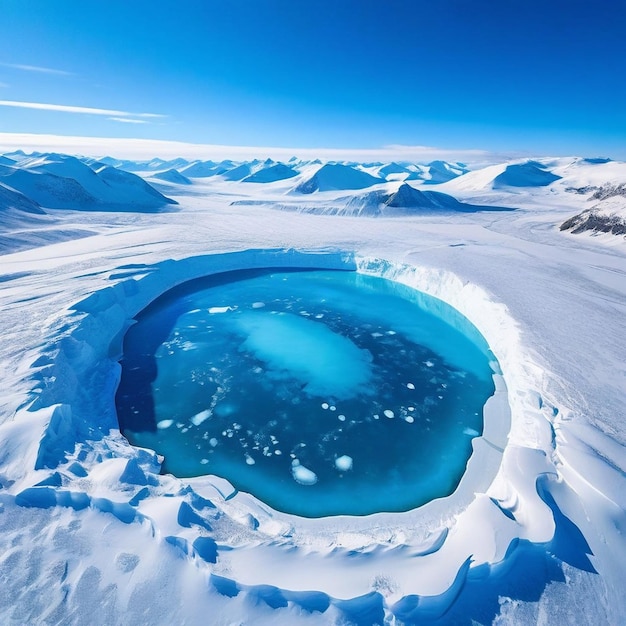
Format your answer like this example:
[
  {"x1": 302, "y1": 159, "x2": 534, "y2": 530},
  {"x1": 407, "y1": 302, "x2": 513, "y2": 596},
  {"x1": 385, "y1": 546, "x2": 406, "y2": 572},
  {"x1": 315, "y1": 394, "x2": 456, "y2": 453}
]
[{"x1": 0, "y1": 151, "x2": 624, "y2": 623}]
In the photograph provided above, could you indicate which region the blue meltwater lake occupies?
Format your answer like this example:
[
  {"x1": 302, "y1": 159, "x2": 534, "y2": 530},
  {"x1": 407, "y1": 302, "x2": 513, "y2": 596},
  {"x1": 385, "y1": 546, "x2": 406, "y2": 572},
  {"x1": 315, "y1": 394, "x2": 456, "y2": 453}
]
[{"x1": 116, "y1": 269, "x2": 497, "y2": 517}]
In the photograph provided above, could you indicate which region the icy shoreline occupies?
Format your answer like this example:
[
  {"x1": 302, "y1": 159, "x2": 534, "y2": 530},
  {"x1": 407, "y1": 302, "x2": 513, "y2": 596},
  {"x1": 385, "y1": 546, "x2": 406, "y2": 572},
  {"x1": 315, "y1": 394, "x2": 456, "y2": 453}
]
[{"x1": 1, "y1": 248, "x2": 563, "y2": 609}]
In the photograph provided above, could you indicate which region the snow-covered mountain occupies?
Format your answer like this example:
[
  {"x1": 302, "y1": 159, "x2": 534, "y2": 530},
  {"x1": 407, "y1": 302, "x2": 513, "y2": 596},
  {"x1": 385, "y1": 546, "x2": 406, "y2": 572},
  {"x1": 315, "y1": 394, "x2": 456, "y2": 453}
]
[
  {"x1": 561, "y1": 184, "x2": 626, "y2": 235},
  {"x1": 292, "y1": 163, "x2": 384, "y2": 193},
  {"x1": 0, "y1": 180, "x2": 45, "y2": 216},
  {"x1": 423, "y1": 160, "x2": 469, "y2": 184},
  {"x1": 3, "y1": 152, "x2": 625, "y2": 237},
  {"x1": 242, "y1": 162, "x2": 298, "y2": 183},
  {"x1": 440, "y1": 159, "x2": 561, "y2": 192},
  {"x1": 276, "y1": 182, "x2": 511, "y2": 216},
  {"x1": 0, "y1": 153, "x2": 176, "y2": 211},
  {"x1": 440, "y1": 157, "x2": 626, "y2": 196},
  {"x1": 152, "y1": 168, "x2": 192, "y2": 185},
  {"x1": 179, "y1": 160, "x2": 235, "y2": 178}
]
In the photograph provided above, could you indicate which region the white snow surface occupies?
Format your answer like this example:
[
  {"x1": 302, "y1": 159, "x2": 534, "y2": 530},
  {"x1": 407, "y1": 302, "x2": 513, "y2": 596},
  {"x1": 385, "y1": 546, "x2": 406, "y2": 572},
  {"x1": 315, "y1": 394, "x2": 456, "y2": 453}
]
[{"x1": 0, "y1": 151, "x2": 625, "y2": 624}]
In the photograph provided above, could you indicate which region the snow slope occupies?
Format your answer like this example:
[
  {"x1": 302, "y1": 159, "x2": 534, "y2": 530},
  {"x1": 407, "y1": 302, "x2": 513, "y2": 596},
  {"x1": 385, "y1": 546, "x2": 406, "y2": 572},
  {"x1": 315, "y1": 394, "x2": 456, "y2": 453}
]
[
  {"x1": 442, "y1": 157, "x2": 626, "y2": 197},
  {"x1": 0, "y1": 181, "x2": 45, "y2": 216},
  {"x1": 440, "y1": 159, "x2": 560, "y2": 192},
  {"x1": 152, "y1": 168, "x2": 192, "y2": 185},
  {"x1": 242, "y1": 162, "x2": 298, "y2": 183},
  {"x1": 0, "y1": 150, "x2": 625, "y2": 625},
  {"x1": 561, "y1": 194, "x2": 626, "y2": 236},
  {"x1": 0, "y1": 154, "x2": 176, "y2": 211},
  {"x1": 292, "y1": 163, "x2": 384, "y2": 193}
]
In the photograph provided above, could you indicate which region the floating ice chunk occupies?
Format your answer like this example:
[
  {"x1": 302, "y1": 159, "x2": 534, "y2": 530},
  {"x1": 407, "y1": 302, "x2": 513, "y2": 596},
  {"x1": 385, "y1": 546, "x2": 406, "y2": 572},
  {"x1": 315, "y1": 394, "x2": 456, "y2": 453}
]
[
  {"x1": 245, "y1": 454, "x2": 255, "y2": 465},
  {"x1": 157, "y1": 419, "x2": 174, "y2": 429},
  {"x1": 252, "y1": 302, "x2": 265, "y2": 309},
  {"x1": 236, "y1": 311, "x2": 373, "y2": 399},
  {"x1": 338, "y1": 414, "x2": 346, "y2": 421},
  {"x1": 291, "y1": 460, "x2": 317, "y2": 485},
  {"x1": 208, "y1": 306, "x2": 233, "y2": 314},
  {"x1": 425, "y1": 361, "x2": 434, "y2": 367},
  {"x1": 405, "y1": 416, "x2": 415, "y2": 424},
  {"x1": 371, "y1": 332, "x2": 383, "y2": 338},
  {"x1": 329, "y1": 405, "x2": 336, "y2": 411},
  {"x1": 406, "y1": 383, "x2": 415, "y2": 390},
  {"x1": 190, "y1": 409, "x2": 212, "y2": 426},
  {"x1": 209, "y1": 438, "x2": 218, "y2": 447},
  {"x1": 321, "y1": 403, "x2": 329, "y2": 410},
  {"x1": 335, "y1": 455, "x2": 353, "y2": 471},
  {"x1": 384, "y1": 409, "x2": 395, "y2": 418},
  {"x1": 200, "y1": 458, "x2": 209, "y2": 464},
  {"x1": 463, "y1": 427, "x2": 480, "y2": 437}
]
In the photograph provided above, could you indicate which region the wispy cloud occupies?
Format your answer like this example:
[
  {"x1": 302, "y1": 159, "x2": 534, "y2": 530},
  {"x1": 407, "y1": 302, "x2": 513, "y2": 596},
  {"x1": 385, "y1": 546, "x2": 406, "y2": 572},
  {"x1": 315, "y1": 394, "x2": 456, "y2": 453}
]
[
  {"x1": 0, "y1": 132, "x2": 524, "y2": 165},
  {"x1": 0, "y1": 100, "x2": 166, "y2": 121},
  {"x1": 0, "y1": 62, "x2": 73, "y2": 76},
  {"x1": 108, "y1": 117, "x2": 148, "y2": 124},
  {"x1": 0, "y1": 82, "x2": 8, "y2": 88}
]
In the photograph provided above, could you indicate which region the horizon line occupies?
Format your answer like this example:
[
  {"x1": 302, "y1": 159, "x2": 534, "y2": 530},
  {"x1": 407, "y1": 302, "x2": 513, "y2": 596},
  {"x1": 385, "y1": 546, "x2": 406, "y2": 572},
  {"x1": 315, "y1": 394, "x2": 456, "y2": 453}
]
[{"x1": 0, "y1": 132, "x2": 550, "y2": 165}]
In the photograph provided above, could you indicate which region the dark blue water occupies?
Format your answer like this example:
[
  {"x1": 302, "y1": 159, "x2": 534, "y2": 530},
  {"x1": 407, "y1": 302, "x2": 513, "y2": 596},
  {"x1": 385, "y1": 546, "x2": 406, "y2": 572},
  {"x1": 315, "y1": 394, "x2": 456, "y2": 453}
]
[{"x1": 116, "y1": 269, "x2": 496, "y2": 517}]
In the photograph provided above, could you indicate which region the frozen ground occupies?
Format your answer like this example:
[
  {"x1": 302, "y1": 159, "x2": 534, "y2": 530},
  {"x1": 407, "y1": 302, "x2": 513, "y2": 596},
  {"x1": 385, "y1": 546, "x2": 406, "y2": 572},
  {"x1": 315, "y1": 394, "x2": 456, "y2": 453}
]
[{"x1": 0, "y1": 153, "x2": 625, "y2": 624}]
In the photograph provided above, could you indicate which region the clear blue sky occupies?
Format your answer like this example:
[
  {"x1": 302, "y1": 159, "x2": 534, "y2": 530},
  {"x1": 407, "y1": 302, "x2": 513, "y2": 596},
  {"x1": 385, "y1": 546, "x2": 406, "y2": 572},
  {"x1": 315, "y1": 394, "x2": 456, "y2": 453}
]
[{"x1": 1, "y1": 0, "x2": 625, "y2": 159}]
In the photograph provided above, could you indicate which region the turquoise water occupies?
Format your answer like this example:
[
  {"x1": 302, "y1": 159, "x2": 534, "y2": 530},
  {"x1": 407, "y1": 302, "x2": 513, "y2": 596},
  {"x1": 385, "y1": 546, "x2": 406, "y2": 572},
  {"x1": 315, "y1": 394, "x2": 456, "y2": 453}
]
[{"x1": 116, "y1": 269, "x2": 496, "y2": 517}]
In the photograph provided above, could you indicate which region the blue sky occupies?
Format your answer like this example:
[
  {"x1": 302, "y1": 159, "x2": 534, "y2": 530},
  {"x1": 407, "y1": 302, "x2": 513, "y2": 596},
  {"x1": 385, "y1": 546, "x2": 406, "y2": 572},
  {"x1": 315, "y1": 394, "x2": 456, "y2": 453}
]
[{"x1": 0, "y1": 0, "x2": 625, "y2": 160}]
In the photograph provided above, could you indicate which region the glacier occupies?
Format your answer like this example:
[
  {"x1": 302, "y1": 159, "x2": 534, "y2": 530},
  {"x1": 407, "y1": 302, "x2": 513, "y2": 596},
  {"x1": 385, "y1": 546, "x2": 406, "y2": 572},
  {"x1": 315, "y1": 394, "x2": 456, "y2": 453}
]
[{"x1": 0, "y1": 151, "x2": 624, "y2": 624}]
